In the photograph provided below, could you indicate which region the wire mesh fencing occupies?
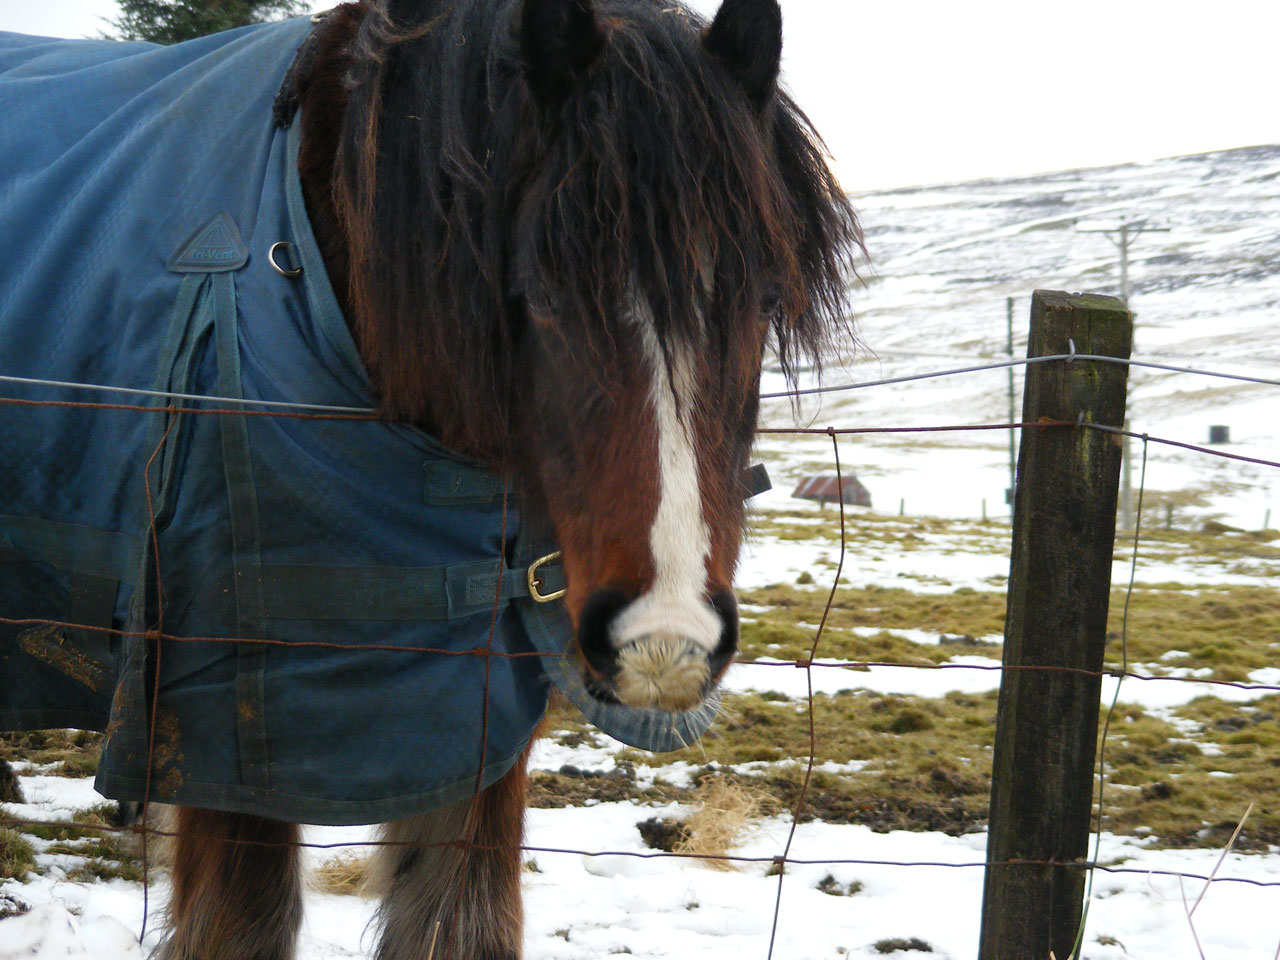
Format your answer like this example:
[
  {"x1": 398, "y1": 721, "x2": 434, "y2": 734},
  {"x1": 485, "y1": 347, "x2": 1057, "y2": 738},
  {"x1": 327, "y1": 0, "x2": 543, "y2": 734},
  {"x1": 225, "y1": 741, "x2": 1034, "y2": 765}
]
[{"x1": 2, "y1": 342, "x2": 1279, "y2": 956}]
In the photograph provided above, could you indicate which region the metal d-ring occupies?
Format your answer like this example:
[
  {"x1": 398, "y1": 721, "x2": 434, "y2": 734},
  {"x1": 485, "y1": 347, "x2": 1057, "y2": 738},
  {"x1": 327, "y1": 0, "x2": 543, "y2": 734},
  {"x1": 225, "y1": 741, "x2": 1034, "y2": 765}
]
[
  {"x1": 527, "y1": 551, "x2": 566, "y2": 603},
  {"x1": 267, "y1": 241, "x2": 302, "y2": 278}
]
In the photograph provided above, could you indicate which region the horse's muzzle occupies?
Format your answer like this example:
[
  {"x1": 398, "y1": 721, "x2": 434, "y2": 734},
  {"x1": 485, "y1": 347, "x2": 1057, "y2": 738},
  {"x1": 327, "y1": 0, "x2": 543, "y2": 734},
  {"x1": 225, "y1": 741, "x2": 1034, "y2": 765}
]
[{"x1": 577, "y1": 588, "x2": 738, "y2": 711}]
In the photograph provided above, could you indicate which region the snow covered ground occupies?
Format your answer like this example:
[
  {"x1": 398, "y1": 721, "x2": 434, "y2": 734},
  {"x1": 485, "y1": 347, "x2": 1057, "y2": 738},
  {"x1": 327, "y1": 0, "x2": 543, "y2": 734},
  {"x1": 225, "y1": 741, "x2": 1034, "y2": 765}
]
[
  {"x1": 4, "y1": 768, "x2": 1280, "y2": 959},
  {"x1": 5, "y1": 143, "x2": 1280, "y2": 958}
]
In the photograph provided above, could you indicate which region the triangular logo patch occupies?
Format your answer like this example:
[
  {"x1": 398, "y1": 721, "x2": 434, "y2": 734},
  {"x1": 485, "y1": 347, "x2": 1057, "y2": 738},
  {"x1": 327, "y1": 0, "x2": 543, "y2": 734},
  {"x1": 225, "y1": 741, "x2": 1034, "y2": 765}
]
[{"x1": 167, "y1": 211, "x2": 248, "y2": 273}]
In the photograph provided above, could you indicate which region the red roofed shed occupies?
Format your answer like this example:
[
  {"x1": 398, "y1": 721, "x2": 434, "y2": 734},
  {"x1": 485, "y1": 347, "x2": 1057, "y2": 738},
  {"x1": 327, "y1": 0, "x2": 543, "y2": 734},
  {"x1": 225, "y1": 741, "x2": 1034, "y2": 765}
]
[{"x1": 792, "y1": 474, "x2": 871, "y2": 508}]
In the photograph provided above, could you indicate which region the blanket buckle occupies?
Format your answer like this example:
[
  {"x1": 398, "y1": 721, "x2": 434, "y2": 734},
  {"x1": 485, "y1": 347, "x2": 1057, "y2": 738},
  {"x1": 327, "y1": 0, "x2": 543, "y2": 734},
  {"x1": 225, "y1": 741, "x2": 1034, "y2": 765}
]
[{"x1": 527, "y1": 552, "x2": 566, "y2": 603}]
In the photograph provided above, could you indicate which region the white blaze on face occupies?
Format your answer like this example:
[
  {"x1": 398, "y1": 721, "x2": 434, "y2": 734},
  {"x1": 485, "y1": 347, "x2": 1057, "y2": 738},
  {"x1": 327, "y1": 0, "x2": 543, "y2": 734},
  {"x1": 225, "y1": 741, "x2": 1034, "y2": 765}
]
[{"x1": 609, "y1": 309, "x2": 722, "y2": 673}]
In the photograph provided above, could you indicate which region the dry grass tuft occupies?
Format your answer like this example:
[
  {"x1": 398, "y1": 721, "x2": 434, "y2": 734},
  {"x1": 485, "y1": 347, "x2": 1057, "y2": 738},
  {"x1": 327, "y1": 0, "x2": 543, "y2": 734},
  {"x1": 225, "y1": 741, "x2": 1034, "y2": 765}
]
[
  {"x1": 311, "y1": 851, "x2": 373, "y2": 896},
  {"x1": 674, "y1": 777, "x2": 769, "y2": 871},
  {"x1": 0, "y1": 828, "x2": 36, "y2": 881}
]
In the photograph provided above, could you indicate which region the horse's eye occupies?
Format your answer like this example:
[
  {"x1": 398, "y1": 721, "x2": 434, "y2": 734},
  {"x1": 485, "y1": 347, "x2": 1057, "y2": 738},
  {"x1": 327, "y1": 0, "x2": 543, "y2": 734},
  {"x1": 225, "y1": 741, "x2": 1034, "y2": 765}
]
[
  {"x1": 515, "y1": 286, "x2": 558, "y2": 329},
  {"x1": 527, "y1": 299, "x2": 560, "y2": 330},
  {"x1": 761, "y1": 283, "x2": 782, "y2": 318}
]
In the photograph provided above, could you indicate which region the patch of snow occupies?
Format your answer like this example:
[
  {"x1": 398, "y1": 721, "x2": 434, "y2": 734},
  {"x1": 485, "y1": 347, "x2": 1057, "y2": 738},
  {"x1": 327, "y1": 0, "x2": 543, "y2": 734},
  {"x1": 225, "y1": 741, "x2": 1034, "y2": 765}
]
[
  {"x1": 0, "y1": 906, "x2": 144, "y2": 960},
  {"x1": 1247, "y1": 667, "x2": 1280, "y2": 688},
  {"x1": 7, "y1": 780, "x2": 1280, "y2": 959}
]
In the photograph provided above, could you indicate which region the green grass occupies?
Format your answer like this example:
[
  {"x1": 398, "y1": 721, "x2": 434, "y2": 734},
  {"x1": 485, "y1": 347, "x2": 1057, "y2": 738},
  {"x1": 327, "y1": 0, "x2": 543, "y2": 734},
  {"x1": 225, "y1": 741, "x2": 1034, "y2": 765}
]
[
  {"x1": 538, "y1": 689, "x2": 998, "y2": 835},
  {"x1": 738, "y1": 561, "x2": 1280, "y2": 690},
  {"x1": 739, "y1": 582, "x2": 1006, "y2": 664},
  {"x1": 0, "y1": 730, "x2": 102, "y2": 777},
  {"x1": 1108, "y1": 585, "x2": 1280, "y2": 682},
  {"x1": 539, "y1": 686, "x2": 1280, "y2": 847},
  {"x1": 1087, "y1": 696, "x2": 1280, "y2": 848},
  {"x1": 747, "y1": 509, "x2": 1009, "y2": 563},
  {"x1": 0, "y1": 828, "x2": 36, "y2": 881},
  {"x1": 65, "y1": 856, "x2": 144, "y2": 884},
  {"x1": 1, "y1": 803, "x2": 141, "y2": 884}
]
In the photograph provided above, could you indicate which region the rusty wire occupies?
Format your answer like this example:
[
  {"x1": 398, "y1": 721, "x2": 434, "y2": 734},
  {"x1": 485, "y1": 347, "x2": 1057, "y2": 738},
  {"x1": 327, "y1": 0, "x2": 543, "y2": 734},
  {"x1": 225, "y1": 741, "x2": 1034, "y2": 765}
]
[
  {"x1": 10, "y1": 614, "x2": 1279, "y2": 694},
  {"x1": 3, "y1": 380, "x2": 1275, "y2": 471},
  {"x1": 0, "y1": 617, "x2": 551, "y2": 657},
  {"x1": 3, "y1": 811, "x2": 1280, "y2": 891},
  {"x1": 8, "y1": 620, "x2": 1278, "y2": 690}
]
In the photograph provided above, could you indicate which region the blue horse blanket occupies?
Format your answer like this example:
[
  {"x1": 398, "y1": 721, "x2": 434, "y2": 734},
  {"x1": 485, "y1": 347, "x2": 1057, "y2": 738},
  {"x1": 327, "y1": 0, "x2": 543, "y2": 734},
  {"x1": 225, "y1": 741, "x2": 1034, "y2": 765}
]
[{"x1": 0, "y1": 18, "x2": 713, "y2": 825}]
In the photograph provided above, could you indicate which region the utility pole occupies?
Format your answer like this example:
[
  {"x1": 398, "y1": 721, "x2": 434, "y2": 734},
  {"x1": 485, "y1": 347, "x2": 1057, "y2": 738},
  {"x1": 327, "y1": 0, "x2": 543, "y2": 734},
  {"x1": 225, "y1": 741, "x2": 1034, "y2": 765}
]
[
  {"x1": 1079, "y1": 216, "x2": 1170, "y2": 305},
  {"x1": 1077, "y1": 217, "x2": 1169, "y2": 529},
  {"x1": 1006, "y1": 296, "x2": 1016, "y2": 513}
]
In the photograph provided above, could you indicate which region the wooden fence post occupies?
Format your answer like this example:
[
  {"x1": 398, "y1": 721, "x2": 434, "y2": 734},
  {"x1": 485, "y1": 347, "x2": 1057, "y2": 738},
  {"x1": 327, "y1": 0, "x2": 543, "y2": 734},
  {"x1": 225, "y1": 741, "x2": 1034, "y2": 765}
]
[{"x1": 978, "y1": 290, "x2": 1132, "y2": 960}]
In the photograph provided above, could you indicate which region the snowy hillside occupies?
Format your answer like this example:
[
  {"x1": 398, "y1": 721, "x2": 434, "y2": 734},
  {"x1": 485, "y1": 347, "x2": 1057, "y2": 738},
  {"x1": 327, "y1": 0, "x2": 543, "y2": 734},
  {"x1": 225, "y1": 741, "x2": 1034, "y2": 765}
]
[{"x1": 755, "y1": 142, "x2": 1280, "y2": 533}]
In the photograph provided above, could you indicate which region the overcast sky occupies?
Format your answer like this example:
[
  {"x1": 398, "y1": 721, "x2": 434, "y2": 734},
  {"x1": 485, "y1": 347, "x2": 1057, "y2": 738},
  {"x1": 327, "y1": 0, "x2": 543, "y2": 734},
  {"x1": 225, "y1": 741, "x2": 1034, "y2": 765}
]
[{"x1": 3, "y1": 1, "x2": 1277, "y2": 191}]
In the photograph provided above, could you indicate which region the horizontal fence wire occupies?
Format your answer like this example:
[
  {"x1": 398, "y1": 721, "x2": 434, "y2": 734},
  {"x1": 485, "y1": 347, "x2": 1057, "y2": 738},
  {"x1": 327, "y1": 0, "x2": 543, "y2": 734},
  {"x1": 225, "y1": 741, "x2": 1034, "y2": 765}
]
[
  {"x1": 737, "y1": 659, "x2": 1280, "y2": 694},
  {"x1": 3, "y1": 346, "x2": 1279, "y2": 951},
  {"x1": 0, "y1": 395, "x2": 379, "y2": 421},
  {"x1": 1081, "y1": 422, "x2": 1280, "y2": 470},
  {"x1": 0, "y1": 617, "x2": 552, "y2": 657},
  {"x1": 0, "y1": 372, "x2": 376, "y2": 414},
  {"x1": 758, "y1": 420, "x2": 1064, "y2": 435},
  {"x1": 752, "y1": 419, "x2": 1280, "y2": 473},
  {"x1": 759, "y1": 351, "x2": 1280, "y2": 399},
  {"x1": 5, "y1": 347, "x2": 1279, "y2": 413},
  {"x1": 2, "y1": 618, "x2": 1275, "y2": 686},
  {"x1": 2, "y1": 814, "x2": 1277, "y2": 888}
]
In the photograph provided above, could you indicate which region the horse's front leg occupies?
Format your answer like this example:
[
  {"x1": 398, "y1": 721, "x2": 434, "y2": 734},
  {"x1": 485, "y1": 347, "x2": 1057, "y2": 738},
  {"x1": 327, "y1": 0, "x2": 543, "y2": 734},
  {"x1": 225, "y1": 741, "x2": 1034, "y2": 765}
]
[
  {"x1": 156, "y1": 805, "x2": 302, "y2": 960},
  {"x1": 372, "y1": 748, "x2": 530, "y2": 960}
]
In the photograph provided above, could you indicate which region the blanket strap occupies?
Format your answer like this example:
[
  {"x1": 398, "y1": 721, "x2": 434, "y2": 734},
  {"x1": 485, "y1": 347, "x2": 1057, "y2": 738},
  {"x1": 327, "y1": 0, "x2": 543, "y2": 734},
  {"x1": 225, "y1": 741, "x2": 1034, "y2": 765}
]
[
  {"x1": 100, "y1": 272, "x2": 214, "y2": 786},
  {"x1": 1, "y1": 515, "x2": 563, "y2": 626},
  {"x1": 256, "y1": 556, "x2": 565, "y2": 622},
  {"x1": 207, "y1": 270, "x2": 274, "y2": 791}
]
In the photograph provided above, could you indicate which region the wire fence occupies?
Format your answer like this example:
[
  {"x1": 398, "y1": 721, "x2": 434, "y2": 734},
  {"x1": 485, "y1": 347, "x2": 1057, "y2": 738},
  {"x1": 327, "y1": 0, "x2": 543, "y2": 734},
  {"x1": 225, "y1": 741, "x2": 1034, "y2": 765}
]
[{"x1": 2, "y1": 345, "x2": 1279, "y2": 955}]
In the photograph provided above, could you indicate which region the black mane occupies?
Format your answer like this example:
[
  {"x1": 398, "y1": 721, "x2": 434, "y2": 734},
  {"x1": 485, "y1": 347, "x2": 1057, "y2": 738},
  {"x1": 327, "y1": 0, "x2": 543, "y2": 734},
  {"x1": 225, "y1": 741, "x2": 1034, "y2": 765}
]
[{"x1": 332, "y1": 0, "x2": 863, "y2": 463}]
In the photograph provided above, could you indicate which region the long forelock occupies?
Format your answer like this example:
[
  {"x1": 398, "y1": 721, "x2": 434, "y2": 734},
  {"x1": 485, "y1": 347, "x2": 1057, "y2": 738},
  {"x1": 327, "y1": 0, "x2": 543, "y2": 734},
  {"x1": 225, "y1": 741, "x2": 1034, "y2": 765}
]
[
  {"x1": 335, "y1": 0, "x2": 862, "y2": 464},
  {"x1": 521, "y1": 2, "x2": 863, "y2": 383}
]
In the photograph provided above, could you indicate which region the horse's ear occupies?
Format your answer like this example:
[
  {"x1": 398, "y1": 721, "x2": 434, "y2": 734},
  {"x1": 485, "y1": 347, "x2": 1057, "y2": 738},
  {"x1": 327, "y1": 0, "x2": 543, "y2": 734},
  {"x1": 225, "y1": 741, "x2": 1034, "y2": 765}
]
[
  {"x1": 521, "y1": 0, "x2": 607, "y2": 108},
  {"x1": 703, "y1": 0, "x2": 782, "y2": 111}
]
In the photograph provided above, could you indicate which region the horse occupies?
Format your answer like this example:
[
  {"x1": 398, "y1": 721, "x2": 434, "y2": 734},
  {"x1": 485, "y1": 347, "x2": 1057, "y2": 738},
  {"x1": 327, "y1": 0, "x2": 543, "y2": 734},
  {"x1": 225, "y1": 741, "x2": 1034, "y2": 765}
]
[{"x1": 0, "y1": 0, "x2": 860, "y2": 956}]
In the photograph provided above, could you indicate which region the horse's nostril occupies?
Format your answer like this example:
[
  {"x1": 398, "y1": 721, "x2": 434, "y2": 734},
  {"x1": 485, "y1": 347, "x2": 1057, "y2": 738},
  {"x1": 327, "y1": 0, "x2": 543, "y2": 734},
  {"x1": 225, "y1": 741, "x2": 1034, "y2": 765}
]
[
  {"x1": 576, "y1": 587, "x2": 739, "y2": 710},
  {"x1": 708, "y1": 590, "x2": 739, "y2": 661},
  {"x1": 577, "y1": 587, "x2": 632, "y2": 680}
]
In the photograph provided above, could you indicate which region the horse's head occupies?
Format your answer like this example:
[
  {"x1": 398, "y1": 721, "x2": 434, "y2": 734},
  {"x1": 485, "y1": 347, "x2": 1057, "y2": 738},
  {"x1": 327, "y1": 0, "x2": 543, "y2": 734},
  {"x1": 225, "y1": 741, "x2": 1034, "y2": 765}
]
[{"x1": 324, "y1": 0, "x2": 861, "y2": 711}]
